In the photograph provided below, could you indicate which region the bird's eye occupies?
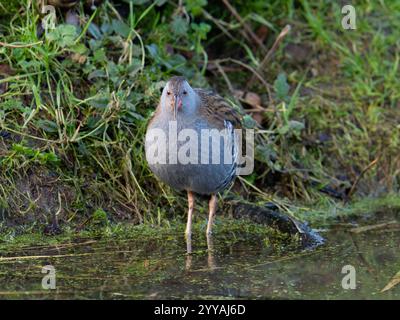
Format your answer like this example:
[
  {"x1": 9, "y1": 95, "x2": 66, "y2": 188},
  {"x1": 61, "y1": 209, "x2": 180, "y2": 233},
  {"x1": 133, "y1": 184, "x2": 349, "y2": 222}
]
[
  {"x1": 167, "y1": 91, "x2": 171, "y2": 96},
  {"x1": 183, "y1": 90, "x2": 188, "y2": 95}
]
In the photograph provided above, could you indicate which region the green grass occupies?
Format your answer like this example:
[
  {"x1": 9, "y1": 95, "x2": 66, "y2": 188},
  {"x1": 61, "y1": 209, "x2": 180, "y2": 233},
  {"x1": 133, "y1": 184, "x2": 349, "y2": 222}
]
[{"x1": 0, "y1": 0, "x2": 399, "y2": 233}]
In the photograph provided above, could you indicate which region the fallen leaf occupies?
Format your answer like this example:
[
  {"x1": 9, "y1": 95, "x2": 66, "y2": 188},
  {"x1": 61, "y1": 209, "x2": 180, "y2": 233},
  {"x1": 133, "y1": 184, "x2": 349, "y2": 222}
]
[
  {"x1": 381, "y1": 271, "x2": 400, "y2": 293},
  {"x1": 70, "y1": 53, "x2": 87, "y2": 64},
  {"x1": 233, "y1": 90, "x2": 264, "y2": 125},
  {"x1": 244, "y1": 91, "x2": 262, "y2": 107},
  {"x1": 251, "y1": 112, "x2": 263, "y2": 125}
]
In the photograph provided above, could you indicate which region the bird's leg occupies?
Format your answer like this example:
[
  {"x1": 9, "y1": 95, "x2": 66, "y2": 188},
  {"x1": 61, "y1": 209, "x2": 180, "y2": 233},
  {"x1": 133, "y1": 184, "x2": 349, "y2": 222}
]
[
  {"x1": 206, "y1": 195, "x2": 217, "y2": 269},
  {"x1": 206, "y1": 194, "x2": 217, "y2": 236},
  {"x1": 185, "y1": 191, "x2": 195, "y2": 254}
]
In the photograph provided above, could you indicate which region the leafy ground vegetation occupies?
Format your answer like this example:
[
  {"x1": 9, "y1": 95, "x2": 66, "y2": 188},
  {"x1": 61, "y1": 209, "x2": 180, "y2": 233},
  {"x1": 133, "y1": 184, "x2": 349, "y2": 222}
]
[{"x1": 0, "y1": 0, "x2": 399, "y2": 240}]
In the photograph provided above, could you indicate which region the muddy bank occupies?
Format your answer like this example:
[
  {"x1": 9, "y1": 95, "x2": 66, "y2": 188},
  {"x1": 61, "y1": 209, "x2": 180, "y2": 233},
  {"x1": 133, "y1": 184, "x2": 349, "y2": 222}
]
[{"x1": 0, "y1": 165, "x2": 325, "y2": 248}]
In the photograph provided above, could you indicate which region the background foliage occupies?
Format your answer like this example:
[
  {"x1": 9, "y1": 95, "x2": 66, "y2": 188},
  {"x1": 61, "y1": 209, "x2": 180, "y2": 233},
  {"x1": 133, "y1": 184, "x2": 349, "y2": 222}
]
[{"x1": 0, "y1": 0, "x2": 399, "y2": 229}]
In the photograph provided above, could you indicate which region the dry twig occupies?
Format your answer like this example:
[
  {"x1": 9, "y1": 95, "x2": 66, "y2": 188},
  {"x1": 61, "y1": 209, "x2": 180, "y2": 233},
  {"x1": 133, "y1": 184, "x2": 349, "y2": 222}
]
[
  {"x1": 248, "y1": 25, "x2": 291, "y2": 87},
  {"x1": 347, "y1": 156, "x2": 380, "y2": 198}
]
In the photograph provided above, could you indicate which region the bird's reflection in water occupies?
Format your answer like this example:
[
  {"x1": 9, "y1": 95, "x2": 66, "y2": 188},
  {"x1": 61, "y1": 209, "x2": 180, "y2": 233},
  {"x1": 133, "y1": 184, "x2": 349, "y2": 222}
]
[
  {"x1": 207, "y1": 235, "x2": 216, "y2": 270},
  {"x1": 185, "y1": 235, "x2": 217, "y2": 271},
  {"x1": 185, "y1": 234, "x2": 192, "y2": 270}
]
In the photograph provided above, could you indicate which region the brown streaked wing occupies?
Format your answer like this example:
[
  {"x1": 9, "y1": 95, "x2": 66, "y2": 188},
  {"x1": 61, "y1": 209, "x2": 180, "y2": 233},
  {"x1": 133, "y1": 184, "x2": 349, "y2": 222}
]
[{"x1": 195, "y1": 88, "x2": 242, "y2": 129}]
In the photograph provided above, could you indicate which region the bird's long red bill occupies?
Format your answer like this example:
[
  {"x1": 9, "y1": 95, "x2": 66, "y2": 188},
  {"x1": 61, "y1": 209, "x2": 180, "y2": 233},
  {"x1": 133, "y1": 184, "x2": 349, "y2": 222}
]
[{"x1": 173, "y1": 95, "x2": 182, "y2": 120}]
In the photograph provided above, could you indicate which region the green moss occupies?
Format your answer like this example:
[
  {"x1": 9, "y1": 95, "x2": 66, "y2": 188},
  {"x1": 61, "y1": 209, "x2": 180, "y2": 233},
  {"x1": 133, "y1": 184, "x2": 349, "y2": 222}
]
[{"x1": 290, "y1": 194, "x2": 400, "y2": 226}]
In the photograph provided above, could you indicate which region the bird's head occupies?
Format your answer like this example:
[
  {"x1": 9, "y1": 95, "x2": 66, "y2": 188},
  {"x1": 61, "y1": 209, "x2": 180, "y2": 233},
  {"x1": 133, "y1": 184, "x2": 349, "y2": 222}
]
[{"x1": 160, "y1": 76, "x2": 197, "y2": 119}]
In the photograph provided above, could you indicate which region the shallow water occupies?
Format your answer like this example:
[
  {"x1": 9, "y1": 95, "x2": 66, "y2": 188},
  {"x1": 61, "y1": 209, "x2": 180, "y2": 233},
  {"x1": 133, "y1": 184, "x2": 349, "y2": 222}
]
[{"x1": 0, "y1": 215, "x2": 399, "y2": 299}]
